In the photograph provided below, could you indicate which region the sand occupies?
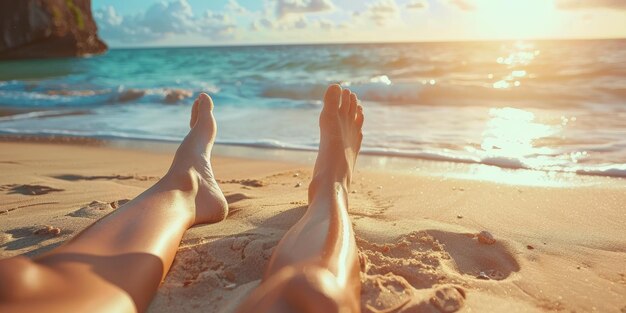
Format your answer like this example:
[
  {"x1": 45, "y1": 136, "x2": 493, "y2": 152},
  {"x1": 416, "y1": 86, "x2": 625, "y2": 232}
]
[{"x1": 1, "y1": 140, "x2": 625, "y2": 312}]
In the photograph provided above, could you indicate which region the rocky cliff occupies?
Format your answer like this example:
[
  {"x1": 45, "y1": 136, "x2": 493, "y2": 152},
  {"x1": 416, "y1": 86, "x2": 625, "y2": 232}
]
[{"x1": 0, "y1": 0, "x2": 107, "y2": 60}]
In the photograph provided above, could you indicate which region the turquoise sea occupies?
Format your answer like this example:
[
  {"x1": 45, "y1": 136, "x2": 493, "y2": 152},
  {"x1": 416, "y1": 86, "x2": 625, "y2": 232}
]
[{"x1": 0, "y1": 40, "x2": 624, "y2": 177}]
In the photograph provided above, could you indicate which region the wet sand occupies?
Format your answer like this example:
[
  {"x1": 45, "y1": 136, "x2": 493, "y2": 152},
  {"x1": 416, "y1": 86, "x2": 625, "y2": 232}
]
[{"x1": 0, "y1": 140, "x2": 625, "y2": 312}]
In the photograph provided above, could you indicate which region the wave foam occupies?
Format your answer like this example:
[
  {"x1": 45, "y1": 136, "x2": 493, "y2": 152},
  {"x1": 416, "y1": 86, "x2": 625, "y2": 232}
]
[
  {"x1": 575, "y1": 165, "x2": 626, "y2": 178},
  {"x1": 1, "y1": 128, "x2": 623, "y2": 179}
]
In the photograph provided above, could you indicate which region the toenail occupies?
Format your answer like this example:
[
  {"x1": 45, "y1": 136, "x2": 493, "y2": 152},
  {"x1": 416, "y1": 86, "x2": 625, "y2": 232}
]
[
  {"x1": 329, "y1": 84, "x2": 342, "y2": 91},
  {"x1": 199, "y1": 93, "x2": 210, "y2": 102}
]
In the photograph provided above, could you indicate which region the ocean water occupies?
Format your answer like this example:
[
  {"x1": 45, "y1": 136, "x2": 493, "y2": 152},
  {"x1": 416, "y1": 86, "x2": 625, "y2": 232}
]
[{"x1": 0, "y1": 40, "x2": 625, "y2": 178}]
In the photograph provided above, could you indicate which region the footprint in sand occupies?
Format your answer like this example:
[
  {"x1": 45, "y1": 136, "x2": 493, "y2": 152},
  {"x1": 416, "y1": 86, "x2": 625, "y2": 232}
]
[
  {"x1": 1, "y1": 226, "x2": 70, "y2": 252},
  {"x1": 427, "y1": 230, "x2": 520, "y2": 281},
  {"x1": 166, "y1": 234, "x2": 277, "y2": 291},
  {"x1": 427, "y1": 285, "x2": 466, "y2": 313},
  {"x1": 357, "y1": 229, "x2": 519, "y2": 313},
  {"x1": 1, "y1": 184, "x2": 64, "y2": 195},
  {"x1": 68, "y1": 199, "x2": 130, "y2": 219},
  {"x1": 357, "y1": 231, "x2": 453, "y2": 289},
  {"x1": 357, "y1": 231, "x2": 468, "y2": 312},
  {"x1": 152, "y1": 234, "x2": 279, "y2": 313},
  {"x1": 360, "y1": 273, "x2": 466, "y2": 313},
  {"x1": 361, "y1": 273, "x2": 414, "y2": 312}
]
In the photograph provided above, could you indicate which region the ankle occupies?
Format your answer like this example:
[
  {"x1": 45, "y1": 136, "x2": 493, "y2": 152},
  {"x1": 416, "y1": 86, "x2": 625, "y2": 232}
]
[
  {"x1": 309, "y1": 173, "x2": 349, "y2": 200},
  {"x1": 162, "y1": 164, "x2": 228, "y2": 225},
  {"x1": 312, "y1": 164, "x2": 351, "y2": 186},
  {"x1": 160, "y1": 168, "x2": 199, "y2": 196}
]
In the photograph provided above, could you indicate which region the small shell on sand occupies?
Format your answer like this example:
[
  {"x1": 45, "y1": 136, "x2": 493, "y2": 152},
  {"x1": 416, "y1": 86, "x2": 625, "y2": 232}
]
[
  {"x1": 477, "y1": 231, "x2": 496, "y2": 245},
  {"x1": 293, "y1": 173, "x2": 299, "y2": 177},
  {"x1": 34, "y1": 225, "x2": 62, "y2": 236},
  {"x1": 456, "y1": 215, "x2": 463, "y2": 219},
  {"x1": 477, "y1": 271, "x2": 490, "y2": 280},
  {"x1": 526, "y1": 245, "x2": 535, "y2": 250},
  {"x1": 294, "y1": 182, "x2": 302, "y2": 188},
  {"x1": 34, "y1": 225, "x2": 51, "y2": 234}
]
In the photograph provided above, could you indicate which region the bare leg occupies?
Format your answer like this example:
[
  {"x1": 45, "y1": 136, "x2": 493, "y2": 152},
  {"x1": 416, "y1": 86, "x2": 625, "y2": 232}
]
[
  {"x1": 236, "y1": 85, "x2": 365, "y2": 313},
  {"x1": 0, "y1": 94, "x2": 228, "y2": 313}
]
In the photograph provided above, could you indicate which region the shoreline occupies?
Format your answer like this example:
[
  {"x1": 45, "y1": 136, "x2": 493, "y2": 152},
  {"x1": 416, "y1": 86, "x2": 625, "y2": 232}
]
[
  {"x1": 0, "y1": 139, "x2": 625, "y2": 312},
  {"x1": 1, "y1": 133, "x2": 623, "y2": 187}
]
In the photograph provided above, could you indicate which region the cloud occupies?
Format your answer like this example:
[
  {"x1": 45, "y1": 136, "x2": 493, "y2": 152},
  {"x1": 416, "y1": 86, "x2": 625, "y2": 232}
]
[
  {"x1": 226, "y1": 0, "x2": 249, "y2": 14},
  {"x1": 276, "y1": 0, "x2": 335, "y2": 18},
  {"x1": 95, "y1": 6, "x2": 122, "y2": 26},
  {"x1": 555, "y1": 0, "x2": 626, "y2": 10},
  {"x1": 198, "y1": 11, "x2": 237, "y2": 39},
  {"x1": 249, "y1": 16, "x2": 278, "y2": 31},
  {"x1": 97, "y1": 0, "x2": 345, "y2": 43},
  {"x1": 95, "y1": 0, "x2": 240, "y2": 43},
  {"x1": 294, "y1": 16, "x2": 309, "y2": 29},
  {"x1": 406, "y1": 0, "x2": 429, "y2": 10},
  {"x1": 366, "y1": 0, "x2": 401, "y2": 26},
  {"x1": 448, "y1": 0, "x2": 476, "y2": 11},
  {"x1": 139, "y1": 0, "x2": 194, "y2": 34},
  {"x1": 260, "y1": 17, "x2": 276, "y2": 29},
  {"x1": 318, "y1": 19, "x2": 334, "y2": 29},
  {"x1": 249, "y1": 0, "x2": 339, "y2": 31},
  {"x1": 95, "y1": 6, "x2": 160, "y2": 43}
]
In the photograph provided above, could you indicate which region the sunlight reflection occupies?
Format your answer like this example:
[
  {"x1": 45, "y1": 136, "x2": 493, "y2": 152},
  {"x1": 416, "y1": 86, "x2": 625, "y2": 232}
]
[
  {"x1": 457, "y1": 106, "x2": 588, "y2": 187},
  {"x1": 480, "y1": 107, "x2": 557, "y2": 168},
  {"x1": 511, "y1": 70, "x2": 526, "y2": 77},
  {"x1": 451, "y1": 164, "x2": 580, "y2": 187},
  {"x1": 496, "y1": 50, "x2": 537, "y2": 66},
  {"x1": 493, "y1": 42, "x2": 539, "y2": 89},
  {"x1": 492, "y1": 80, "x2": 510, "y2": 89}
]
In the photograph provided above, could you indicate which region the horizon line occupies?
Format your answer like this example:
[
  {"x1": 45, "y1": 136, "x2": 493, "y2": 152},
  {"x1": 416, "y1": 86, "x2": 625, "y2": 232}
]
[{"x1": 106, "y1": 36, "x2": 626, "y2": 50}]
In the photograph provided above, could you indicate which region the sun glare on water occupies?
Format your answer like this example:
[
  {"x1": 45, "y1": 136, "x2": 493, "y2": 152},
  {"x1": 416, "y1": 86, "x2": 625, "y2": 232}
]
[
  {"x1": 481, "y1": 107, "x2": 555, "y2": 160},
  {"x1": 459, "y1": 107, "x2": 580, "y2": 186}
]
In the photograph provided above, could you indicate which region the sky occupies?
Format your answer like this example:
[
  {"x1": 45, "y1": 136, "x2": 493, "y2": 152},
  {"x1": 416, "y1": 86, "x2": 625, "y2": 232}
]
[{"x1": 92, "y1": 0, "x2": 626, "y2": 47}]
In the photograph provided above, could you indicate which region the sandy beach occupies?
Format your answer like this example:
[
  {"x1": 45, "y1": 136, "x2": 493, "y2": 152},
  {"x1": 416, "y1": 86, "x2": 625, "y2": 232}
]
[
  {"x1": 1, "y1": 0, "x2": 625, "y2": 311},
  {"x1": 1, "y1": 139, "x2": 624, "y2": 312}
]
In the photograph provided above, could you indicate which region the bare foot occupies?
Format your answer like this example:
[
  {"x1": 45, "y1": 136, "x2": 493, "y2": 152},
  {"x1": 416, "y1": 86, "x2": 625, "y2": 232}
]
[
  {"x1": 312, "y1": 84, "x2": 364, "y2": 191},
  {"x1": 164, "y1": 93, "x2": 228, "y2": 225}
]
